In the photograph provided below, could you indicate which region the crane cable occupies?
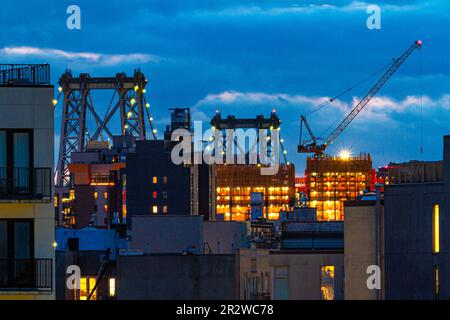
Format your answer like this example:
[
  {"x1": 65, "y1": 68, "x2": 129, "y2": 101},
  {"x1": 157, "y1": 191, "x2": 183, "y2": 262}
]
[
  {"x1": 304, "y1": 60, "x2": 393, "y2": 117},
  {"x1": 419, "y1": 47, "x2": 424, "y2": 160}
]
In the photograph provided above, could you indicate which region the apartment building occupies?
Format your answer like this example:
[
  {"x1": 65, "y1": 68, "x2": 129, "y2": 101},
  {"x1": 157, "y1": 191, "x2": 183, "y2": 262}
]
[
  {"x1": 383, "y1": 135, "x2": 450, "y2": 299},
  {"x1": 0, "y1": 64, "x2": 54, "y2": 299}
]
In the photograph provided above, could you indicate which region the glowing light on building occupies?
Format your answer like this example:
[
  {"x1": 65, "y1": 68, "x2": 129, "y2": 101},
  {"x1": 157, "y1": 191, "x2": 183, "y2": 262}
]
[{"x1": 339, "y1": 149, "x2": 351, "y2": 160}]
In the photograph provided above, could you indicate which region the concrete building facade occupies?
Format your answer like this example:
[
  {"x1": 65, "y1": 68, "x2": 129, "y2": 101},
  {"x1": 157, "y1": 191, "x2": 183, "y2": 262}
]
[
  {"x1": 0, "y1": 64, "x2": 55, "y2": 299},
  {"x1": 116, "y1": 254, "x2": 238, "y2": 300},
  {"x1": 344, "y1": 200, "x2": 384, "y2": 300},
  {"x1": 239, "y1": 248, "x2": 344, "y2": 300},
  {"x1": 383, "y1": 135, "x2": 450, "y2": 299}
]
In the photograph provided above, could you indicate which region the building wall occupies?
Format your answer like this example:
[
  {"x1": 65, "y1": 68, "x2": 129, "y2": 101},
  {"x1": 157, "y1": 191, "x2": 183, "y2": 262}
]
[
  {"x1": 117, "y1": 255, "x2": 238, "y2": 299},
  {"x1": 130, "y1": 215, "x2": 204, "y2": 253},
  {"x1": 125, "y1": 140, "x2": 191, "y2": 226},
  {"x1": 56, "y1": 250, "x2": 116, "y2": 300},
  {"x1": 203, "y1": 221, "x2": 248, "y2": 254},
  {"x1": 344, "y1": 202, "x2": 384, "y2": 300},
  {"x1": 239, "y1": 248, "x2": 344, "y2": 300},
  {"x1": 384, "y1": 182, "x2": 447, "y2": 299},
  {"x1": 0, "y1": 86, "x2": 55, "y2": 300}
]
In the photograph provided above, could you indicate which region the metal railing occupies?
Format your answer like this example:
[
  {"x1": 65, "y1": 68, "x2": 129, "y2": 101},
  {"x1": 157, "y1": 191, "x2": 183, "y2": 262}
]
[
  {"x1": 0, "y1": 259, "x2": 53, "y2": 290},
  {"x1": 0, "y1": 64, "x2": 50, "y2": 86},
  {"x1": 250, "y1": 292, "x2": 271, "y2": 300},
  {"x1": 0, "y1": 167, "x2": 51, "y2": 200},
  {"x1": 90, "y1": 171, "x2": 118, "y2": 185}
]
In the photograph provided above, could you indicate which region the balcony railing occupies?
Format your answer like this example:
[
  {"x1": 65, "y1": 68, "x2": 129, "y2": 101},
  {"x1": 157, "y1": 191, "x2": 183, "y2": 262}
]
[
  {"x1": 0, "y1": 64, "x2": 50, "y2": 86},
  {"x1": 0, "y1": 259, "x2": 53, "y2": 290},
  {"x1": 0, "y1": 167, "x2": 52, "y2": 201},
  {"x1": 90, "y1": 171, "x2": 118, "y2": 185}
]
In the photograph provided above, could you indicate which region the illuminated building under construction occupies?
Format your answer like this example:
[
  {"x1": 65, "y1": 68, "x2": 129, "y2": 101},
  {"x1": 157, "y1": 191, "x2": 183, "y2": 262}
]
[
  {"x1": 216, "y1": 164, "x2": 295, "y2": 221},
  {"x1": 211, "y1": 111, "x2": 294, "y2": 221},
  {"x1": 306, "y1": 153, "x2": 372, "y2": 221},
  {"x1": 298, "y1": 41, "x2": 422, "y2": 220}
]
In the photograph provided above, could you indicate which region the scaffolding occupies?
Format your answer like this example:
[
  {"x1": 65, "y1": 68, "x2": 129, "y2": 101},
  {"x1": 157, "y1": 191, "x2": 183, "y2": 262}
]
[
  {"x1": 306, "y1": 153, "x2": 372, "y2": 221},
  {"x1": 216, "y1": 164, "x2": 295, "y2": 221}
]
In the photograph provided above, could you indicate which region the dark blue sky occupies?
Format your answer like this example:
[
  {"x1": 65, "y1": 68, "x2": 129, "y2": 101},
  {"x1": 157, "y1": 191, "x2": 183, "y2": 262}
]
[{"x1": 1, "y1": 0, "x2": 449, "y2": 173}]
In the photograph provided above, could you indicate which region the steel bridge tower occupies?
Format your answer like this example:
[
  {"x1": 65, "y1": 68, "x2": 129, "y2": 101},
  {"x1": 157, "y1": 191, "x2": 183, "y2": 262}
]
[{"x1": 55, "y1": 69, "x2": 156, "y2": 186}]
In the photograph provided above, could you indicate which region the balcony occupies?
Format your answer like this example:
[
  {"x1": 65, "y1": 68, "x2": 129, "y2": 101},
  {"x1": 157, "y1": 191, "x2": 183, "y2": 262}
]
[
  {"x1": 0, "y1": 64, "x2": 50, "y2": 86},
  {"x1": 89, "y1": 172, "x2": 117, "y2": 186},
  {"x1": 0, "y1": 259, "x2": 53, "y2": 291},
  {"x1": 0, "y1": 167, "x2": 52, "y2": 202}
]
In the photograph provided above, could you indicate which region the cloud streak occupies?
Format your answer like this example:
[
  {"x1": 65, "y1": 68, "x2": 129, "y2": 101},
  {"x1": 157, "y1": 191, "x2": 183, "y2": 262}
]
[
  {"x1": 192, "y1": 90, "x2": 450, "y2": 121},
  {"x1": 190, "y1": 0, "x2": 422, "y2": 18},
  {"x1": 0, "y1": 46, "x2": 160, "y2": 66}
]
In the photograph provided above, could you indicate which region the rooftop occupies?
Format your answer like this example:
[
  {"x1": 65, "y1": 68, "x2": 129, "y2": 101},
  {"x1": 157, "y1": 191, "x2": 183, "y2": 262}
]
[{"x1": 0, "y1": 64, "x2": 50, "y2": 86}]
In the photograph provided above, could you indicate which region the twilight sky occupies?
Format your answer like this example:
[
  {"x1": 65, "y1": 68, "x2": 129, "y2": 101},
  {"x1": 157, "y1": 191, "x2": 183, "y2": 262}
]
[{"x1": 0, "y1": 0, "x2": 449, "y2": 173}]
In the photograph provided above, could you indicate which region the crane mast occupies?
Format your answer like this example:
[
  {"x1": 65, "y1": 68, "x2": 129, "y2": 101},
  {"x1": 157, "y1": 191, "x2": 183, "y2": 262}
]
[{"x1": 298, "y1": 40, "x2": 422, "y2": 156}]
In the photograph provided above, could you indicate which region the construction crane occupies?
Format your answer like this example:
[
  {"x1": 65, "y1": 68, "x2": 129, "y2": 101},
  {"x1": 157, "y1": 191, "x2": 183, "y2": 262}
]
[{"x1": 298, "y1": 40, "x2": 422, "y2": 156}]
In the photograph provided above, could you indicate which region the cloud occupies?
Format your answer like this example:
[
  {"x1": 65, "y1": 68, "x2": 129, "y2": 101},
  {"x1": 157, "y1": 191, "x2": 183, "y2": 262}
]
[
  {"x1": 189, "y1": 0, "x2": 421, "y2": 18},
  {"x1": 192, "y1": 90, "x2": 450, "y2": 122},
  {"x1": 193, "y1": 90, "x2": 347, "y2": 109},
  {"x1": 0, "y1": 46, "x2": 160, "y2": 66}
]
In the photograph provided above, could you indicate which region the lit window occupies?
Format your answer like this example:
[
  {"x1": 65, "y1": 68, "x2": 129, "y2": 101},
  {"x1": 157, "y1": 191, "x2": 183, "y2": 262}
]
[
  {"x1": 89, "y1": 278, "x2": 97, "y2": 300},
  {"x1": 433, "y1": 204, "x2": 440, "y2": 253},
  {"x1": 94, "y1": 191, "x2": 98, "y2": 200},
  {"x1": 434, "y1": 266, "x2": 439, "y2": 299},
  {"x1": 80, "y1": 277, "x2": 87, "y2": 300},
  {"x1": 152, "y1": 176, "x2": 158, "y2": 184},
  {"x1": 152, "y1": 205, "x2": 158, "y2": 214},
  {"x1": 79, "y1": 277, "x2": 97, "y2": 300},
  {"x1": 153, "y1": 191, "x2": 157, "y2": 199},
  {"x1": 320, "y1": 266, "x2": 335, "y2": 300},
  {"x1": 109, "y1": 278, "x2": 116, "y2": 297},
  {"x1": 104, "y1": 192, "x2": 108, "y2": 199},
  {"x1": 104, "y1": 204, "x2": 108, "y2": 213},
  {"x1": 163, "y1": 176, "x2": 168, "y2": 184},
  {"x1": 163, "y1": 206, "x2": 168, "y2": 214}
]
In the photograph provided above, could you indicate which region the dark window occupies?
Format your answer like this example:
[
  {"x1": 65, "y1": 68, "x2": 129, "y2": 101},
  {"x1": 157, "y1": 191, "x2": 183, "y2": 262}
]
[
  {"x1": 0, "y1": 219, "x2": 34, "y2": 287},
  {"x1": 67, "y1": 238, "x2": 79, "y2": 251},
  {"x1": 0, "y1": 129, "x2": 33, "y2": 195}
]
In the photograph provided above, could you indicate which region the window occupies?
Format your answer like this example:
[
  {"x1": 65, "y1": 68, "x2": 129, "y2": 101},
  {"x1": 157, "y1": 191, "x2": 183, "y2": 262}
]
[
  {"x1": 94, "y1": 191, "x2": 98, "y2": 200},
  {"x1": 273, "y1": 266, "x2": 288, "y2": 300},
  {"x1": 163, "y1": 206, "x2": 168, "y2": 214},
  {"x1": 0, "y1": 219, "x2": 33, "y2": 259},
  {"x1": 104, "y1": 192, "x2": 108, "y2": 199},
  {"x1": 80, "y1": 277, "x2": 97, "y2": 300},
  {"x1": 434, "y1": 266, "x2": 439, "y2": 299},
  {"x1": 0, "y1": 220, "x2": 34, "y2": 287},
  {"x1": 103, "y1": 204, "x2": 108, "y2": 213},
  {"x1": 109, "y1": 278, "x2": 116, "y2": 297},
  {"x1": 152, "y1": 205, "x2": 158, "y2": 214},
  {"x1": 320, "y1": 266, "x2": 335, "y2": 300},
  {"x1": 152, "y1": 176, "x2": 158, "y2": 184},
  {"x1": 433, "y1": 204, "x2": 440, "y2": 253},
  {"x1": 162, "y1": 191, "x2": 168, "y2": 199},
  {"x1": 153, "y1": 191, "x2": 158, "y2": 199},
  {"x1": 0, "y1": 129, "x2": 32, "y2": 194},
  {"x1": 162, "y1": 176, "x2": 168, "y2": 184}
]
